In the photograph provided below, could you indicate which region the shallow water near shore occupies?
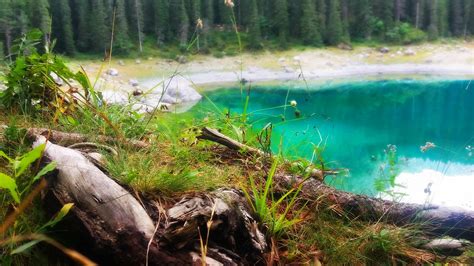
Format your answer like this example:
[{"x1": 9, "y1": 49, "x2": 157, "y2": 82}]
[{"x1": 190, "y1": 79, "x2": 474, "y2": 209}]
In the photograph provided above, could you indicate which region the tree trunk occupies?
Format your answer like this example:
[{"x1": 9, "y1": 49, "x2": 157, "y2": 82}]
[
  {"x1": 395, "y1": 0, "x2": 401, "y2": 22},
  {"x1": 4, "y1": 26, "x2": 12, "y2": 62}
]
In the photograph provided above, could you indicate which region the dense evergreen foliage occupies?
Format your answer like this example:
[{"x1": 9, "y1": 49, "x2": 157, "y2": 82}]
[{"x1": 1, "y1": 0, "x2": 473, "y2": 57}]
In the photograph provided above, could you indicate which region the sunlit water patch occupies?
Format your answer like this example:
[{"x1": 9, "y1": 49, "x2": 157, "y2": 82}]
[{"x1": 190, "y1": 79, "x2": 474, "y2": 209}]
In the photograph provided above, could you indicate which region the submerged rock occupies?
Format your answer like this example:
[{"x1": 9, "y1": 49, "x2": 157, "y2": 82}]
[{"x1": 160, "y1": 84, "x2": 202, "y2": 104}]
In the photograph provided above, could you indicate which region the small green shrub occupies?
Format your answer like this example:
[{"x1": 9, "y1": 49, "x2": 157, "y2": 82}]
[
  {"x1": 386, "y1": 23, "x2": 427, "y2": 44},
  {"x1": 0, "y1": 30, "x2": 99, "y2": 115}
]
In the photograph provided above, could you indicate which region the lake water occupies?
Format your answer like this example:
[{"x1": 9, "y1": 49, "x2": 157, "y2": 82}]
[{"x1": 191, "y1": 79, "x2": 474, "y2": 209}]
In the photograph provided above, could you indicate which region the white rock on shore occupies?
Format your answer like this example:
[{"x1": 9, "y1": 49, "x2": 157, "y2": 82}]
[{"x1": 107, "y1": 68, "x2": 119, "y2": 76}]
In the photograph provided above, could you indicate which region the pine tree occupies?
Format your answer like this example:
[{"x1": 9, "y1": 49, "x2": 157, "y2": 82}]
[
  {"x1": 28, "y1": 0, "x2": 51, "y2": 44},
  {"x1": 315, "y1": 0, "x2": 326, "y2": 43},
  {"x1": 468, "y1": 0, "x2": 474, "y2": 35},
  {"x1": 72, "y1": 0, "x2": 90, "y2": 51},
  {"x1": 170, "y1": 0, "x2": 189, "y2": 47},
  {"x1": 247, "y1": 0, "x2": 262, "y2": 49},
  {"x1": 154, "y1": 0, "x2": 169, "y2": 46},
  {"x1": 373, "y1": 0, "x2": 394, "y2": 33},
  {"x1": 127, "y1": 0, "x2": 144, "y2": 52},
  {"x1": 340, "y1": 0, "x2": 351, "y2": 42},
  {"x1": 427, "y1": 0, "x2": 438, "y2": 39},
  {"x1": 143, "y1": 0, "x2": 156, "y2": 34},
  {"x1": 200, "y1": 0, "x2": 214, "y2": 51},
  {"x1": 0, "y1": 0, "x2": 14, "y2": 58},
  {"x1": 113, "y1": 0, "x2": 133, "y2": 54},
  {"x1": 300, "y1": 0, "x2": 321, "y2": 46},
  {"x1": 326, "y1": 0, "x2": 343, "y2": 45},
  {"x1": 88, "y1": 0, "x2": 108, "y2": 53},
  {"x1": 50, "y1": 0, "x2": 75, "y2": 55},
  {"x1": 273, "y1": 0, "x2": 288, "y2": 47},
  {"x1": 186, "y1": 0, "x2": 201, "y2": 29},
  {"x1": 351, "y1": 0, "x2": 373, "y2": 39},
  {"x1": 450, "y1": 0, "x2": 463, "y2": 36},
  {"x1": 463, "y1": 0, "x2": 473, "y2": 37},
  {"x1": 437, "y1": 0, "x2": 449, "y2": 36}
]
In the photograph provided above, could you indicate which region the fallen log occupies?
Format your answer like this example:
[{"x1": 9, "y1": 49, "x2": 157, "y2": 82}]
[
  {"x1": 28, "y1": 127, "x2": 149, "y2": 149},
  {"x1": 33, "y1": 136, "x2": 267, "y2": 265},
  {"x1": 1, "y1": 125, "x2": 148, "y2": 149},
  {"x1": 33, "y1": 136, "x2": 187, "y2": 265},
  {"x1": 275, "y1": 174, "x2": 474, "y2": 241},
  {"x1": 198, "y1": 127, "x2": 264, "y2": 156},
  {"x1": 198, "y1": 128, "x2": 474, "y2": 242},
  {"x1": 198, "y1": 127, "x2": 340, "y2": 178}
]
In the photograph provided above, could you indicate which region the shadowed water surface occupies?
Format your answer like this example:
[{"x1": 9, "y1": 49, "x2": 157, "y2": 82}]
[{"x1": 191, "y1": 79, "x2": 474, "y2": 209}]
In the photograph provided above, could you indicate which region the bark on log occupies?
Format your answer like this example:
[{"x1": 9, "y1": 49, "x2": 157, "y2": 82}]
[
  {"x1": 198, "y1": 128, "x2": 474, "y2": 242},
  {"x1": 33, "y1": 136, "x2": 188, "y2": 265},
  {"x1": 275, "y1": 174, "x2": 474, "y2": 242},
  {"x1": 198, "y1": 127, "x2": 340, "y2": 178},
  {"x1": 198, "y1": 127, "x2": 264, "y2": 156},
  {"x1": 34, "y1": 136, "x2": 266, "y2": 265},
  {"x1": 162, "y1": 188, "x2": 268, "y2": 264},
  {"x1": 27, "y1": 127, "x2": 149, "y2": 149}
]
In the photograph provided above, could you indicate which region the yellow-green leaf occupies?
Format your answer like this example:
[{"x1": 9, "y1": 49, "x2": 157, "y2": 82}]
[
  {"x1": 0, "y1": 173, "x2": 20, "y2": 203},
  {"x1": 32, "y1": 162, "x2": 57, "y2": 182},
  {"x1": 40, "y1": 203, "x2": 74, "y2": 230},
  {"x1": 14, "y1": 144, "x2": 45, "y2": 177}
]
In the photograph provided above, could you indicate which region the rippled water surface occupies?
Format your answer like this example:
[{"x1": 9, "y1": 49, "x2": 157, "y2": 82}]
[{"x1": 191, "y1": 79, "x2": 474, "y2": 209}]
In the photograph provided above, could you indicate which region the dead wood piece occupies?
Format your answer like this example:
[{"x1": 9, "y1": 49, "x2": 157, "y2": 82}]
[
  {"x1": 275, "y1": 174, "x2": 474, "y2": 241},
  {"x1": 198, "y1": 127, "x2": 335, "y2": 179},
  {"x1": 25, "y1": 127, "x2": 149, "y2": 149},
  {"x1": 163, "y1": 188, "x2": 268, "y2": 264},
  {"x1": 33, "y1": 136, "x2": 188, "y2": 265},
  {"x1": 198, "y1": 127, "x2": 264, "y2": 156},
  {"x1": 68, "y1": 142, "x2": 119, "y2": 156},
  {"x1": 34, "y1": 136, "x2": 265, "y2": 264}
]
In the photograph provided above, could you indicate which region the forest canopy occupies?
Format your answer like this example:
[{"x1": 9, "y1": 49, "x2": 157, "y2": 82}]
[{"x1": 0, "y1": 0, "x2": 473, "y2": 57}]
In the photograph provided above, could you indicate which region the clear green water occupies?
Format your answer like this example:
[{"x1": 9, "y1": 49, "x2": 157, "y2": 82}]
[{"x1": 191, "y1": 79, "x2": 474, "y2": 208}]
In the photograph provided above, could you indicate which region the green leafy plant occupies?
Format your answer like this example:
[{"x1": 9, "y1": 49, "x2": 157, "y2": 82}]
[
  {"x1": 0, "y1": 145, "x2": 56, "y2": 203},
  {"x1": 0, "y1": 30, "x2": 101, "y2": 115}
]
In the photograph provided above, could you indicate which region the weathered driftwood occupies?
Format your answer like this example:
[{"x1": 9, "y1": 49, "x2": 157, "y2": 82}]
[
  {"x1": 0, "y1": 125, "x2": 149, "y2": 149},
  {"x1": 26, "y1": 127, "x2": 149, "y2": 149},
  {"x1": 198, "y1": 127, "x2": 264, "y2": 156},
  {"x1": 198, "y1": 127, "x2": 340, "y2": 178},
  {"x1": 275, "y1": 174, "x2": 474, "y2": 242},
  {"x1": 33, "y1": 136, "x2": 188, "y2": 265},
  {"x1": 162, "y1": 188, "x2": 268, "y2": 264},
  {"x1": 198, "y1": 128, "x2": 474, "y2": 242},
  {"x1": 34, "y1": 136, "x2": 266, "y2": 264}
]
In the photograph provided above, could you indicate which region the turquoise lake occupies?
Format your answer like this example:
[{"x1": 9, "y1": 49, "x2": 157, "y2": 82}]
[{"x1": 191, "y1": 79, "x2": 474, "y2": 208}]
